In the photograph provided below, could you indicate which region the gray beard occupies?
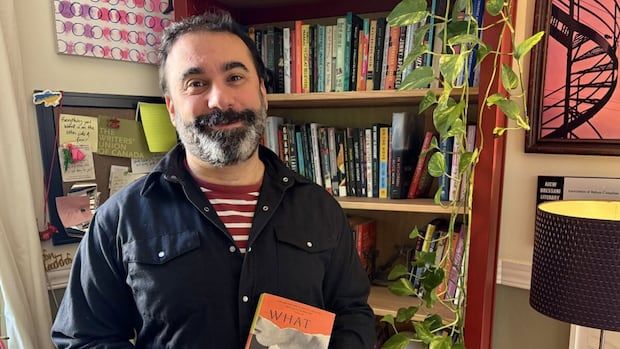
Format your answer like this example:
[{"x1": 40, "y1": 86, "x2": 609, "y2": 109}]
[{"x1": 174, "y1": 105, "x2": 266, "y2": 167}]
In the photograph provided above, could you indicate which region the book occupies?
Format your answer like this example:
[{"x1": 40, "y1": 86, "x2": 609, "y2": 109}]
[
  {"x1": 407, "y1": 131, "x2": 436, "y2": 199},
  {"x1": 245, "y1": 293, "x2": 335, "y2": 349},
  {"x1": 348, "y1": 216, "x2": 377, "y2": 276},
  {"x1": 389, "y1": 112, "x2": 419, "y2": 199}
]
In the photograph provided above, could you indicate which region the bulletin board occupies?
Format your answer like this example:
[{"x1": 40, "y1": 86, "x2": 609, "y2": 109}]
[{"x1": 35, "y1": 91, "x2": 165, "y2": 245}]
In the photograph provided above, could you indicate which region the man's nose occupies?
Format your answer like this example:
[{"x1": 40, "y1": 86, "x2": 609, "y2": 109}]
[{"x1": 207, "y1": 83, "x2": 235, "y2": 110}]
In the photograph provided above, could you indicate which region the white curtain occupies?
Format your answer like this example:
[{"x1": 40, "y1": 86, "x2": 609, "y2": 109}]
[{"x1": 0, "y1": 0, "x2": 54, "y2": 348}]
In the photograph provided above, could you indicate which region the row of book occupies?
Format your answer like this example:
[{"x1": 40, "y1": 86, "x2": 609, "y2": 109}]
[
  {"x1": 248, "y1": 0, "x2": 486, "y2": 94},
  {"x1": 410, "y1": 219, "x2": 468, "y2": 303},
  {"x1": 264, "y1": 114, "x2": 477, "y2": 201}
]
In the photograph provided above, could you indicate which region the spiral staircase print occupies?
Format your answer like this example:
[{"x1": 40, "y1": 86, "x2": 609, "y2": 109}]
[{"x1": 542, "y1": 0, "x2": 620, "y2": 139}]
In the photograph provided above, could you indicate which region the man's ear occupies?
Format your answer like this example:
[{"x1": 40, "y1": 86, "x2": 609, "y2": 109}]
[
  {"x1": 259, "y1": 79, "x2": 268, "y2": 110},
  {"x1": 164, "y1": 94, "x2": 176, "y2": 126}
]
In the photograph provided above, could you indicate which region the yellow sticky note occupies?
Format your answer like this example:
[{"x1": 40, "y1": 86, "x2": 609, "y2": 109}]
[
  {"x1": 59, "y1": 114, "x2": 99, "y2": 152},
  {"x1": 138, "y1": 102, "x2": 177, "y2": 152}
]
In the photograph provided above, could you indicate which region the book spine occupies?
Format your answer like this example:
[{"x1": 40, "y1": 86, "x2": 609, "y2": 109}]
[
  {"x1": 310, "y1": 123, "x2": 323, "y2": 187},
  {"x1": 286, "y1": 124, "x2": 298, "y2": 173},
  {"x1": 301, "y1": 24, "x2": 311, "y2": 93},
  {"x1": 281, "y1": 124, "x2": 290, "y2": 168},
  {"x1": 394, "y1": 26, "x2": 407, "y2": 89},
  {"x1": 310, "y1": 25, "x2": 317, "y2": 92},
  {"x1": 345, "y1": 127, "x2": 357, "y2": 196},
  {"x1": 357, "y1": 18, "x2": 369, "y2": 91},
  {"x1": 319, "y1": 127, "x2": 333, "y2": 194},
  {"x1": 379, "y1": 21, "x2": 391, "y2": 90},
  {"x1": 439, "y1": 137, "x2": 454, "y2": 201},
  {"x1": 317, "y1": 25, "x2": 326, "y2": 93},
  {"x1": 353, "y1": 128, "x2": 363, "y2": 197},
  {"x1": 335, "y1": 129, "x2": 347, "y2": 197},
  {"x1": 384, "y1": 26, "x2": 400, "y2": 90},
  {"x1": 343, "y1": 13, "x2": 354, "y2": 91},
  {"x1": 274, "y1": 27, "x2": 284, "y2": 93},
  {"x1": 448, "y1": 134, "x2": 462, "y2": 201},
  {"x1": 335, "y1": 18, "x2": 346, "y2": 92},
  {"x1": 407, "y1": 131, "x2": 434, "y2": 199},
  {"x1": 295, "y1": 128, "x2": 305, "y2": 178},
  {"x1": 371, "y1": 124, "x2": 379, "y2": 197},
  {"x1": 325, "y1": 25, "x2": 333, "y2": 93},
  {"x1": 378, "y1": 126, "x2": 389, "y2": 198},
  {"x1": 294, "y1": 21, "x2": 303, "y2": 93},
  {"x1": 365, "y1": 128, "x2": 373, "y2": 198},
  {"x1": 366, "y1": 19, "x2": 377, "y2": 91},
  {"x1": 283, "y1": 27, "x2": 291, "y2": 94},
  {"x1": 328, "y1": 127, "x2": 339, "y2": 196}
]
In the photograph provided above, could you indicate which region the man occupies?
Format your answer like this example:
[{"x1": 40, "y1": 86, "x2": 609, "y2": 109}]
[{"x1": 51, "y1": 10, "x2": 375, "y2": 348}]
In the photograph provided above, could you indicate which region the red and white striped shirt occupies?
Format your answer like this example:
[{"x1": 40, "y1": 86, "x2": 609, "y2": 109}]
[{"x1": 187, "y1": 167, "x2": 261, "y2": 254}]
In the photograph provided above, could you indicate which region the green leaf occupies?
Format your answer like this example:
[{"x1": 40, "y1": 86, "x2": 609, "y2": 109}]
[
  {"x1": 388, "y1": 264, "x2": 410, "y2": 280},
  {"x1": 452, "y1": 343, "x2": 466, "y2": 349},
  {"x1": 428, "y1": 152, "x2": 446, "y2": 177},
  {"x1": 440, "y1": 54, "x2": 466, "y2": 86},
  {"x1": 423, "y1": 314, "x2": 444, "y2": 331},
  {"x1": 419, "y1": 90, "x2": 438, "y2": 114},
  {"x1": 430, "y1": 136, "x2": 439, "y2": 150},
  {"x1": 495, "y1": 99, "x2": 522, "y2": 120},
  {"x1": 409, "y1": 226, "x2": 421, "y2": 239},
  {"x1": 454, "y1": 0, "x2": 471, "y2": 12},
  {"x1": 400, "y1": 44, "x2": 427, "y2": 76},
  {"x1": 413, "y1": 322, "x2": 434, "y2": 344},
  {"x1": 446, "y1": 118, "x2": 466, "y2": 138},
  {"x1": 501, "y1": 63, "x2": 518, "y2": 90},
  {"x1": 485, "y1": 93, "x2": 505, "y2": 106},
  {"x1": 486, "y1": 0, "x2": 504, "y2": 16},
  {"x1": 459, "y1": 151, "x2": 475, "y2": 173},
  {"x1": 381, "y1": 332, "x2": 414, "y2": 349},
  {"x1": 388, "y1": 278, "x2": 416, "y2": 296},
  {"x1": 399, "y1": 66, "x2": 435, "y2": 89},
  {"x1": 514, "y1": 31, "x2": 545, "y2": 60},
  {"x1": 413, "y1": 24, "x2": 431, "y2": 47},
  {"x1": 448, "y1": 34, "x2": 481, "y2": 47},
  {"x1": 422, "y1": 267, "x2": 445, "y2": 290},
  {"x1": 434, "y1": 100, "x2": 465, "y2": 137},
  {"x1": 395, "y1": 306, "x2": 419, "y2": 322},
  {"x1": 380, "y1": 314, "x2": 395, "y2": 326},
  {"x1": 434, "y1": 187, "x2": 443, "y2": 204},
  {"x1": 422, "y1": 287, "x2": 439, "y2": 307},
  {"x1": 476, "y1": 43, "x2": 491, "y2": 66},
  {"x1": 414, "y1": 250, "x2": 436, "y2": 267},
  {"x1": 430, "y1": 336, "x2": 452, "y2": 349},
  {"x1": 445, "y1": 19, "x2": 478, "y2": 38},
  {"x1": 387, "y1": 0, "x2": 429, "y2": 27}
]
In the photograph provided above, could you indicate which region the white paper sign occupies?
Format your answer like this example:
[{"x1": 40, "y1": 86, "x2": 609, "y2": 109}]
[
  {"x1": 58, "y1": 144, "x2": 96, "y2": 182},
  {"x1": 131, "y1": 154, "x2": 163, "y2": 173}
]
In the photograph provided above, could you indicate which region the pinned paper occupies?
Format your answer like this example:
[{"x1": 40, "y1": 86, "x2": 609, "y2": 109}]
[
  {"x1": 131, "y1": 154, "x2": 164, "y2": 174},
  {"x1": 33, "y1": 90, "x2": 62, "y2": 107},
  {"x1": 55, "y1": 195, "x2": 93, "y2": 228},
  {"x1": 59, "y1": 114, "x2": 98, "y2": 152},
  {"x1": 58, "y1": 144, "x2": 96, "y2": 182},
  {"x1": 137, "y1": 102, "x2": 177, "y2": 152},
  {"x1": 109, "y1": 165, "x2": 146, "y2": 197},
  {"x1": 98, "y1": 116, "x2": 150, "y2": 159}
]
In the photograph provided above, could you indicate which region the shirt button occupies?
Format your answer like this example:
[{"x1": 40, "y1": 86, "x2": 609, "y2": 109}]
[
  {"x1": 282, "y1": 176, "x2": 289, "y2": 183},
  {"x1": 262, "y1": 205, "x2": 269, "y2": 211},
  {"x1": 247, "y1": 247, "x2": 252, "y2": 252},
  {"x1": 158, "y1": 251, "x2": 165, "y2": 258},
  {"x1": 306, "y1": 241, "x2": 313, "y2": 248},
  {"x1": 204, "y1": 207, "x2": 210, "y2": 212},
  {"x1": 242, "y1": 296, "x2": 249, "y2": 303},
  {"x1": 229, "y1": 246, "x2": 236, "y2": 253}
]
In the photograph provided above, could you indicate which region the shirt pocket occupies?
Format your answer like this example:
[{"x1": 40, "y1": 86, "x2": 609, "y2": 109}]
[
  {"x1": 122, "y1": 231, "x2": 204, "y2": 319},
  {"x1": 273, "y1": 226, "x2": 338, "y2": 298}
]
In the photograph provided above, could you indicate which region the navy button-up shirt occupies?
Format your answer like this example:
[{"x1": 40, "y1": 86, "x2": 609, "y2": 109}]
[{"x1": 51, "y1": 144, "x2": 375, "y2": 348}]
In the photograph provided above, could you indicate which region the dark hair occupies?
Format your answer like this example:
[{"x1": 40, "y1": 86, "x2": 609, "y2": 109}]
[{"x1": 157, "y1": 9, "x2": 267, "y2": 94}]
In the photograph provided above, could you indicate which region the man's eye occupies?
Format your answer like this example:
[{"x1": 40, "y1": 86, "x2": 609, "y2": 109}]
[
  {"x1": 229, "y1": 75, "x2": 244, "y2": 82},
  {"x1": 187, "y1": 80, "x2": 206, "y2": 88}
]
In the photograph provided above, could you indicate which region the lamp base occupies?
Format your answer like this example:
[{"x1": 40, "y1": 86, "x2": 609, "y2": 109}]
[{"x1": 600, "y1": 329, "x2": 605, "y2": 349}]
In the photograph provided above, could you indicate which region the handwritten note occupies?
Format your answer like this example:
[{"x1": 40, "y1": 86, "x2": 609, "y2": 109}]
[
  {"x1": 58, "y1": 144, "x2": 96, "y2": 182},
  {"x1": 109, "y1": 165, "x2": 146, "y2": 196},
  {"x1": 137, "y1": 102, "x2": 177, "y2": 152},
  {"x1": 131, "y1": 154, "x2": 163, "y2": 173},
  {"x1": 59, "y1": 114, "x2": 98, "y2": 152}
]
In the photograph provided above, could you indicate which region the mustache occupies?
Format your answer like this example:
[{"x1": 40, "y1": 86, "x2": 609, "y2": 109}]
[{"x1": 194, "y1": 108, "x2": 257, "y2": 129}]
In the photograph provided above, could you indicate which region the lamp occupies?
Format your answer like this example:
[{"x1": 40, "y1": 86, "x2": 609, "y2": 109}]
[{"x1": 530, "y1": 200, "x2": 620, "y2": 349}]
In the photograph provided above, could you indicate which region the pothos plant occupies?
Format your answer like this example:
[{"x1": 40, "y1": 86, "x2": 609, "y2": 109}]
[{"x1": 380, "y1": 0, "x2": 543, "y2": 348}]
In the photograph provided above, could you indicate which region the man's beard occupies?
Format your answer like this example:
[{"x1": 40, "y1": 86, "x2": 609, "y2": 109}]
[{"x1": 174, "y1": 102, "x2": 266, "y2": 167}]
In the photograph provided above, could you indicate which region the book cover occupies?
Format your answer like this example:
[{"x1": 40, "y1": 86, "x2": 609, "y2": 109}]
[
  {"x1": 536, "y1": 176, "x2": 620, "y2": 205},
  {"x1": 407, "y1": 131, "x2": 436, "y2": 199},
  {"x1": 348, "y1": 216, "x2": 377, "y2": 276},
  {"x1": 389, "y1": 112, "x2": 419, "y2": 199},
  {"x1": 245, "y1": 293, "x2": 335, "y2": 349}
]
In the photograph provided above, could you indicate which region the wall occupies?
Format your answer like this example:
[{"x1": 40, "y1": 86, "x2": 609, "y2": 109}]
[
  {"x1": 15, "y1": 0, "x2": 161, "y2": 229},
  {"x1": 493, "y1": 0, "x2": 620, "y2": 347}
]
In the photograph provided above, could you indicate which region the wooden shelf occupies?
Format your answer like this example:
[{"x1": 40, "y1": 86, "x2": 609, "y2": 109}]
[
  {"x1": 336, "y1": 197, "x2": 456, "y2": 214},
  {"x1": 267, "y1": 88, "x2": 478, "y2": 108},
  {"x1": 368, "y1": 286, "x2": 455, "y2": 323}
]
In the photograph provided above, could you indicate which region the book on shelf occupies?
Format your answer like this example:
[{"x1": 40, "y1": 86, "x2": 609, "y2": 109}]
[
  {"x1": 389, "y1": 112, "x2": 419, "y2": 199},
  {"x1": 407, "y1": 131, "x2": 437, "y2": 199},
  {"x1": 348, "y1": 216, "x2": 377, "y2": 276},
  {"x1": 245, "y1": 293, "x2": 335, "y2": 349},
  {"x1": 438, "y1": 137, "x2": 454, "y2": 201}
]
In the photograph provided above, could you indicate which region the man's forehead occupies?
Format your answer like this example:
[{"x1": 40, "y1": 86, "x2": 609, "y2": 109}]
[{"x1": 170, "y1": 31, "x2": 252, "y2": 60}]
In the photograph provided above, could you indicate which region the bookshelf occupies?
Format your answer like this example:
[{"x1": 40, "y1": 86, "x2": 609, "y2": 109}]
[{"x1": 173, "y1": 1, "x2": 510, "y2": 348}]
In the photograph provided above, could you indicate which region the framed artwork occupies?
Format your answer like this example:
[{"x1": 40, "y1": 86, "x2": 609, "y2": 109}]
[{"x1": 526, "y1": 0, "x2": 620, "y2": 155}]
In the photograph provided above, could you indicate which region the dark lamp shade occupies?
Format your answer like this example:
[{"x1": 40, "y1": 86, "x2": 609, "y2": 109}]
[{"x1": 530, "y1": 200, "x2": 620, "y2": 331}]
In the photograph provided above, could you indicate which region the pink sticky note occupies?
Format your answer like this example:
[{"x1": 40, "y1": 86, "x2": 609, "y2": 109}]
[{"x1": 55, "y1": 195, "x2": 93, "y2": 228}]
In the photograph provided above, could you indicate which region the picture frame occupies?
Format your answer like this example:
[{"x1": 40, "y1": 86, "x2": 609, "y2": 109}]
[{"x1": 526, "y1": 0, "x2": 620, "y2": 156}]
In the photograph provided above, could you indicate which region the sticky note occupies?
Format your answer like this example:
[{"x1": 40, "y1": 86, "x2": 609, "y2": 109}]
[{"x1": 137, "y1": 102, "x2": 177, "y2": 152}]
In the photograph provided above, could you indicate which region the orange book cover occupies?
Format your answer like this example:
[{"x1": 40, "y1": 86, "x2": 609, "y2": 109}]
[{"x1": 245, "y1": 293, "x2": 335, "y2": 349}]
